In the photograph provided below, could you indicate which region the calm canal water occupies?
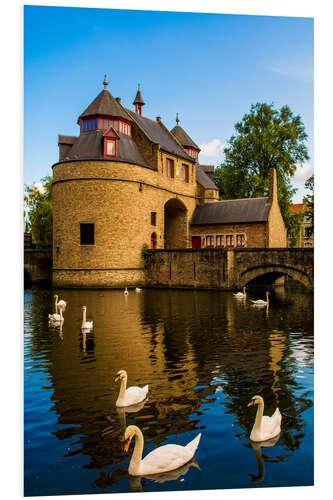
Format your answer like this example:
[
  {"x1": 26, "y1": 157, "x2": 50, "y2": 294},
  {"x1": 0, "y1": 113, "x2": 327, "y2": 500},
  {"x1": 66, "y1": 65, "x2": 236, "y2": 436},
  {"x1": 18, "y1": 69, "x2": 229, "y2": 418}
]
[{"x1": 24, "y1": 284, "x2": 314, "y2": 496}]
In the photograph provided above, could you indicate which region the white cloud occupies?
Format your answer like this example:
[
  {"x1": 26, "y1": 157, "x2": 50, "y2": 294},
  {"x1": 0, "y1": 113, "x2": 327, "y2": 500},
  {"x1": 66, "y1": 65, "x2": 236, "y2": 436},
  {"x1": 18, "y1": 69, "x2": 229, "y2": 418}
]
[
  {"x1": 293, "y1": 162, "x2": 314, "y2": 181},
  {"x1": 34, "y1": 182, "x2": 45, "y2": 194},
  {"x1": 199, "y1": 139, "x2": 226, "y2": 164}
]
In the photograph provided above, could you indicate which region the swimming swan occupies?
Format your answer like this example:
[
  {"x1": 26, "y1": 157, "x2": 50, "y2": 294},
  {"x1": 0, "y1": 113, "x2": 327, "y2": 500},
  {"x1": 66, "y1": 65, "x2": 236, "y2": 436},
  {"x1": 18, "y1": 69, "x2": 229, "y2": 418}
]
[
  {"x1": 81, "y1": 306, "x2": 93, "y2": 330},
  {"x1": 135, "y1": 288, "x2": 142, "y2": 292},
  {"x1": 124, "y1": 288, "x2": 129, "y2": 296},
  {"x1": 48, "y1": 307, "x2": 64, "y2": 325},
  {"x1": 54, "y1": 294, "x2": 67, "y2": 313},
  {"x1": 233, "y1": 286, "x2": 247, "y2": 298},
  {"x1": 251, "y1": 291, "x2": 270, "y2": 306},
  {"x1": 247, "y1": 395, "x2": 281, "y2": 442},
  {"x1": 123, "y1": 425, "x2": 201, "y2": 476},
  {"x1": 115, "y1": 370, "x2": 148, "y2": 407}
]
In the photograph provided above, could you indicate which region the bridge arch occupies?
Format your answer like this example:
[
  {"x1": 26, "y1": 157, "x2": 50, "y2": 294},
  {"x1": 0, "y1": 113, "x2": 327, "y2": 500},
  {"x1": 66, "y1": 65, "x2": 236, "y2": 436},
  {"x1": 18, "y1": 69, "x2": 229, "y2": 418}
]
[
  {"x1": 164, "y1": 198, "x2": 188, "y2": 249},
  {"x1": 240, "y1": 264, "x2": 313, "y2": 289}
]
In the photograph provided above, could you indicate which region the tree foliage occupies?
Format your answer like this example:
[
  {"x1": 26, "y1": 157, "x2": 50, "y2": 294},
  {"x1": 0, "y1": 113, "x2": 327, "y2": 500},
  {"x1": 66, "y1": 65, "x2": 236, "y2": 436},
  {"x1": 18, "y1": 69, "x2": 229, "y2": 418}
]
[
  {"x1": 304, "y1": 174, "x2": 314, "y2": 237},
  {"x1": 24, "y1": 176, "x2": 53, "y2": 249},
  {"x1": 213, "y1": 103, "x2": 309, "y2": 240}
]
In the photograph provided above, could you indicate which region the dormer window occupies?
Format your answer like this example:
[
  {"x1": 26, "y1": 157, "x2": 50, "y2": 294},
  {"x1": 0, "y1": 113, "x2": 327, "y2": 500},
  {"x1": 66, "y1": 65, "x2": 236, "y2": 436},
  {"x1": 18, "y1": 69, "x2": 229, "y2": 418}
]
[
  {"x1": 106, "y1": 140, "x2": 116, "y2": 156},
  {"x1": 103, "y1": 127, "x2": 119, "y2": 158}
]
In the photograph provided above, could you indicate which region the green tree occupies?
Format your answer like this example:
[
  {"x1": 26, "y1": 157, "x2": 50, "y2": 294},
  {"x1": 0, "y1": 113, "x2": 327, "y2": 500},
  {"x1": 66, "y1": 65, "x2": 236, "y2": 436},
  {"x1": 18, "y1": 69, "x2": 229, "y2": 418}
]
[
  {"x1": 24, "y1": 175, "x2": 53, "y2": 249},
  {"x1": 213, "y1": 103, "x2": 309, "y2": 240},
  {"x1": 304, "y1": 174, "x2": 314, "y2": 237}
]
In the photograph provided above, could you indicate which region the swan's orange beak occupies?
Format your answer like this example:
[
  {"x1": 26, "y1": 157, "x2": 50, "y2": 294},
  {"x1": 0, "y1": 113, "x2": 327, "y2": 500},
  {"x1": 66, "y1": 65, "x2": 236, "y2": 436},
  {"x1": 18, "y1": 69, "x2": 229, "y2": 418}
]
[
  {"x1": 123, "y1": 438, "x2": 130, "y2": 452},
  {"x1": 114, "y1": 375, "x2": 120, "y2": 382},
  {"x1": 247, "y1": 400, "x2": 254, "y2": 407}
]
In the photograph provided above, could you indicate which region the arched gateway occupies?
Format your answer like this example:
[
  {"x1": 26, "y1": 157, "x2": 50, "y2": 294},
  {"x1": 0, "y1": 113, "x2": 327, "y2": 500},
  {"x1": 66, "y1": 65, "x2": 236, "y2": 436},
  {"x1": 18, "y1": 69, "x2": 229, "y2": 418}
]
[{"x1": 164, "y1": 198, "x2": 188, "y2": 249}]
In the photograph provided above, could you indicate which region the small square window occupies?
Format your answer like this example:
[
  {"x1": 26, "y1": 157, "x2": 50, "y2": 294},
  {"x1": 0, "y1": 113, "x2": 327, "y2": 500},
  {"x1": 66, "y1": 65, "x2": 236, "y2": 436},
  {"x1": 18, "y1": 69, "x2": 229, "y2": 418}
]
[
  {"x1": 216, "y1": 235, "x2": 224, "y2": 247},
  {"x1": 226, "y1": 235, "x2": 234, "y2": 247},
  {"x1": 80, "y1": 223, "x2": 94, "y2": 245},
  {"x1": 206, "y1": 235, "x2": 214, "y2": 247},
  {"x1": 151, "y1": 212, "x2": 157, "y2": 226},
  {"x1": 236, "y1": 234, "x2": 245, "y2": 247}
]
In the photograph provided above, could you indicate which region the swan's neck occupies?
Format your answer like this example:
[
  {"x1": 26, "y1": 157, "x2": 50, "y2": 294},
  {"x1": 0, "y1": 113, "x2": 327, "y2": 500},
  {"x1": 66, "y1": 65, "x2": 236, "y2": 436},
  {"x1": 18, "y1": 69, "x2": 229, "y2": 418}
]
[
  {"x1": 118, "y1": 373, "x2": 128, "y2": 400},
  {"x1": 130, "y1": 428, "x2": 144, "y2": 472},
  {"x1": 54, "y1": 296, "x2": 58, "y2": 312},
  {"x1": 82, "y1": 309, "x2": 86, "y2": 326},
  {"x1": 243, "y1": 287, "x2": 246, "y2": 295},
  {"x1": 253, "y1": 402, "x2": 264, "y2": 434}
]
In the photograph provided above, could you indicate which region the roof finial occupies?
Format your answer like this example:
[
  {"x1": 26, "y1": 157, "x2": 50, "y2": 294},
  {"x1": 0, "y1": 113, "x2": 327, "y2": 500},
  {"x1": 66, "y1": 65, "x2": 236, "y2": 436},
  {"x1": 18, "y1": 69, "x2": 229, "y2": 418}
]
[
  {"x1": 138, "y1": 83, "x2": 140, "y2": 90},
  {"x1": 103, "y1": 74, "x2": 108, "y2": 90},
  {"x1": 176, "y1": 113, "x2": 180, "y2": 125}
]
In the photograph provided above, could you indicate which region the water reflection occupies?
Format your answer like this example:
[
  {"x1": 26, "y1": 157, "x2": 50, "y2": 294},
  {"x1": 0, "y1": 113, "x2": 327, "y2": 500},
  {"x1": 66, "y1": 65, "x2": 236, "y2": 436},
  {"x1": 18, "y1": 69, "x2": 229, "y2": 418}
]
[
  {"x1": 248, "y1": 435, "x2": 280, "y2": 483},
  {"x1": 129, "y1": 458, "x2": 201, "y2": 492},
  {"x1": 24, "y1": 285, "x2": 313, "y2": 495}
]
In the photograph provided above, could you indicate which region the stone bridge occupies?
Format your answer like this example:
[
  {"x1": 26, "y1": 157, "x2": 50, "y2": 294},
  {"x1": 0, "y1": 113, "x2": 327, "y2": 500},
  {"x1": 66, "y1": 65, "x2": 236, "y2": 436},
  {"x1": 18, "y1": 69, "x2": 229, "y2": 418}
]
[
  {"x1": 24, "y1": 250, "x2": 52, "y2": 285},
  {"x1": 144, "y1": 248, "x2": 314, "y2": 290}
]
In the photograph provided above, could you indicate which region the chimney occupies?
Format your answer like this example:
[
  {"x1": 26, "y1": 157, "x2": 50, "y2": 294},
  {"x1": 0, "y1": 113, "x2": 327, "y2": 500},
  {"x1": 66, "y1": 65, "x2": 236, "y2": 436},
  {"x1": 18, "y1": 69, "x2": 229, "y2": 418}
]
[
  {"x1": 156, "y1": 116, "x2": 161, "y2": 123},
  {"x1": 115, "y1": 97, "x2": 121, "y2": 103},
  {"x1": 268, "y1": 168, "x2": 278, "y2": 204}
]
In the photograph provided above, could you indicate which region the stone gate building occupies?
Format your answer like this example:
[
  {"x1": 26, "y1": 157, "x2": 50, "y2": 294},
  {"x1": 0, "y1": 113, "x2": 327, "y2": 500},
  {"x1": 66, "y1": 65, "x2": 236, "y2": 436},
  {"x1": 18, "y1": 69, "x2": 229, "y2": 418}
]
[{"x1": 52, "y1": 76, "x2": 286, "y2": 288}]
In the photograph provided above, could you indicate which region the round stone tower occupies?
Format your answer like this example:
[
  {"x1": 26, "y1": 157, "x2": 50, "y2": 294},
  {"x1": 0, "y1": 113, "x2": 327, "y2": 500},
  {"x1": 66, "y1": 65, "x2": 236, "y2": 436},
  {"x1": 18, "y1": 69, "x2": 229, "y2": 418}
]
[{"x1": 52, "y1": 77, "x2": 214, "y2": 288}]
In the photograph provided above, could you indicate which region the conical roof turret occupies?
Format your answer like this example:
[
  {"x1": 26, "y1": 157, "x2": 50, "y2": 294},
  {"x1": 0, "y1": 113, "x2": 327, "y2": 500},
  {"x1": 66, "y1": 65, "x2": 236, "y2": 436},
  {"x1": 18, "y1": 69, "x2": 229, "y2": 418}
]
[
  {"x1": 133, "y1": 84, "x2": 145, "y2": 106},
  {"x1": 78, "y1": 75, "x2": 131, "y2": 122},
  {"x1": 171, "y1": 114, "x2": 199, "y2": 150}
]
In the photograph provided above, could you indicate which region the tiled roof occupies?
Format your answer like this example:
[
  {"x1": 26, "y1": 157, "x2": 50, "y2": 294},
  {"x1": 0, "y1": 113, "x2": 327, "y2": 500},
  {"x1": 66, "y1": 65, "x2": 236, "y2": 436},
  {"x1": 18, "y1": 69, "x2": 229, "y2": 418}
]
[
  {"x1": 290, "y1": 203, "x2": 310, "y2": 214},
  {"x1": 60, "y1": 130, "x2": 153, "y2": 169},
  {"x1": 79, "y1": 90, "x2": 131, "y2": 121},
  {"x1": 191, "y1": 197, "x2": 271, "y2": 226},
  {"x1": 125, "y1": 109, "x2": 194, "y2": 162},
  {"x1": 196, "y1": 165, "x2": 218, "y2": 190},
  {"x1": 171, "y1": 125, "x2": 200, "y2": 150}
]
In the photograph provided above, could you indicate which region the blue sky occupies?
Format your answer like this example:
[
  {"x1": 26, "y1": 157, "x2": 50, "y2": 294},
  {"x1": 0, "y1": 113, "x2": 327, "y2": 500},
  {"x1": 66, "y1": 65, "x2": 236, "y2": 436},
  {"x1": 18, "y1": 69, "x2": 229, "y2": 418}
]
[{"x1": 24, "y1": 5, "x2": 313, "y2": 202}]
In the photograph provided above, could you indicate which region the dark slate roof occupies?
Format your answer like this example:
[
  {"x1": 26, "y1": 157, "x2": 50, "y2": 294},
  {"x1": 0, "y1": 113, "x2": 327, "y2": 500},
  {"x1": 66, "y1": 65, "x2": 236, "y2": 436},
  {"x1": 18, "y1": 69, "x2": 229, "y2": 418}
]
[
  {"x1": 133, "y1": 88, "x2": 145, "y2": 105},
  {"x1": 125, "y1": 109, "x2": 194, "y2": 162},
  {"x1": 171, "y1": 125, "x2": 200, "y2": 150},
  {"x1": 196, "y1": 165, "x2": 218, "y2": 190},
  {"x1": 190, "y1": 197, "x2": 271, "y2": 225},
  {"x1": 61, "y1": 130, "x2": 153, "y2": 169},
  {"x1": 199, "y1": 164, "x2": 214, "y2": 173},
  {"x1": 79, "y1": 90, "x2": 131, "y2": 121},
  {"x1": 58, "y1": 135, "x2": 77, "y2": 145}
]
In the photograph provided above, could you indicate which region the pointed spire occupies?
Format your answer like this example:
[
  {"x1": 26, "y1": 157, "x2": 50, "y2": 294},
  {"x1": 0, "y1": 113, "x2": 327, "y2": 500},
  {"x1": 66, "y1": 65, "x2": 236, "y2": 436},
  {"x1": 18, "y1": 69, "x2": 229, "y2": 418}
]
[
  {"x1": 103, "y1": 74, "x2": 108, "y2": 90},
  {"x1": 176, "y1": 113, "x2": 180, "y2": 125},
  {"x1": 133, "y1": 84, "x2": 145, "y2": 115}
]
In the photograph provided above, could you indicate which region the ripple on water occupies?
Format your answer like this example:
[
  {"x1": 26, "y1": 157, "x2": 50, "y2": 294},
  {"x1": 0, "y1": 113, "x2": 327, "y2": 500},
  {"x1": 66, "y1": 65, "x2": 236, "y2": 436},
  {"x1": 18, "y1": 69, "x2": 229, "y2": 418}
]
[{"x1": 24, "y1": 286, "x2": 314, "y2": 496}]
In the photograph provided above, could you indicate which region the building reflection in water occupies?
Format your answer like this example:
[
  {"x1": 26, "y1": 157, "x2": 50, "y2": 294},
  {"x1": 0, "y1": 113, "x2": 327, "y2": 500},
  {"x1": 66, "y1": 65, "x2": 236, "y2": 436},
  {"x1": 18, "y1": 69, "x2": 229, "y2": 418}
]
[{"x1": 25, "y1": 285, "x2": 313, "y2": 491}]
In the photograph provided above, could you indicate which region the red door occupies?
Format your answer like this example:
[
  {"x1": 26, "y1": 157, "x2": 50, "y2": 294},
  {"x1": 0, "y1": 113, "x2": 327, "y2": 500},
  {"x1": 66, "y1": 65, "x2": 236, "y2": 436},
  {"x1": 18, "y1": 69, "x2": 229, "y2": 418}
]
[{"x1": 192, "y1": 236, "x2": 201, "y2": 248}]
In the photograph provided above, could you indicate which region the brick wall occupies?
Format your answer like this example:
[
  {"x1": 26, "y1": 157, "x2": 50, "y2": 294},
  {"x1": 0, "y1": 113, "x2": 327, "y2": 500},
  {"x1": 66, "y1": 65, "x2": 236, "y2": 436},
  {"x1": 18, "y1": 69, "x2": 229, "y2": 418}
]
[{"x1": 190, "y1": 222, "x2": 267, "y2": 248}]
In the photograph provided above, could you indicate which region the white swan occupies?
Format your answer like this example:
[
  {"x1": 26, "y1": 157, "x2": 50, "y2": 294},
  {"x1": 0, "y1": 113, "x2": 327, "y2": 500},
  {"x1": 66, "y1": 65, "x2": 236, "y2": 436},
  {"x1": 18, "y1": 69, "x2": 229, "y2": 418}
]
[
  {"x1": 54, "y1": 294, "x2": 67, "y2": 313},
  {"x1": 124, "y1": 288, "x2": 129, "y2": 296},
  {"x1": 123, "y1": 425, "x2": 201, "y2": 476},
  {"x1": 115, "y1": 370, "x2": 148, "y2": 407},
  {"x1": 251, "y1": 291, "x2": 270, "y2": 306},
  {"x1": 81, "y1": 306, "x2": 93, "y2": 330},
  {"x1": 247, "y1": 395, "x2": 281, "y2": 442},
  {"x1": 135, "y1": 288, "x2": 142, "y2": 292},
  {"x1": 48, "y1": 307, "x2": 64, "y2": 325},
  {"x1": 233, "y1": 286, "x2": 247, "y2": 298}
]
